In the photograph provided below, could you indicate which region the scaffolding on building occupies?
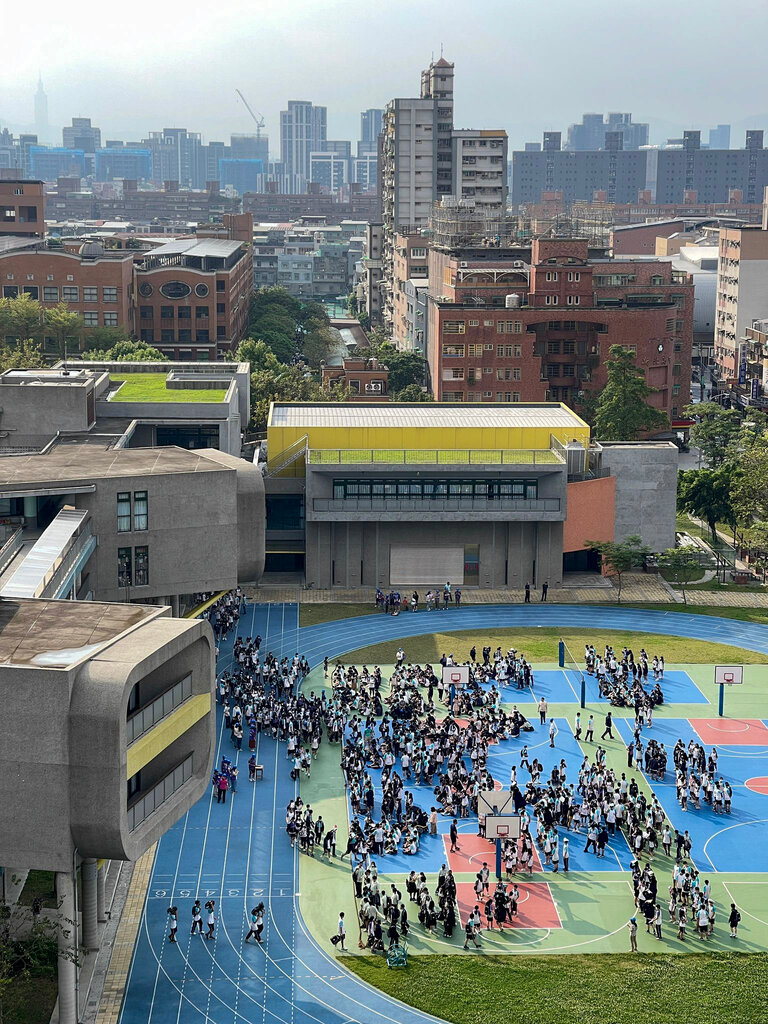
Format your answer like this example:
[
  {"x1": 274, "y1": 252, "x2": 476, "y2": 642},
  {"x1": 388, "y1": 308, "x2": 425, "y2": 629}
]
[{"x1": 429, "y1": 198, "x2": 518, "y2": 248}]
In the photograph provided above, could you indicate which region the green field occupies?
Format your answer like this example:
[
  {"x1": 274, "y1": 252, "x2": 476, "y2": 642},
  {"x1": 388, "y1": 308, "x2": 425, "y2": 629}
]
[
  {"x1": 333, "y1": 627, "x2": 768, "y2": 667},
  {"x1": 110, "y1": 373, "x2": 226, "y2": 403},
  {"x1": 344, "y1": 953, "x2": 768, "y2": 1024}
]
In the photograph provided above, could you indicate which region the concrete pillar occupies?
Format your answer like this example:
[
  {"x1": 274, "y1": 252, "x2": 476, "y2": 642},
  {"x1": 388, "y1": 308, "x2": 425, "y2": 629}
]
[
  {"x1": 81, "y1": 858, "x2": 98, "y2": 950},
  {"x1": 96, "y1": 863, "x2": 107, "y2": 923},
  {"x1": 55, "y1": 870, "x2": 77, "y2": 1024},
  {"x1": 23, "y1": 496, "x2": 37, "y2": 524},
  {"x1": 171, "y1": 594, "x2": 180, "y2": 617}
]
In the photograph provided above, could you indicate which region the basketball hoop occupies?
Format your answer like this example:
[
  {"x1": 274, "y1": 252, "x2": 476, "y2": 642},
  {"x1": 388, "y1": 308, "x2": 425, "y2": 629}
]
[
  {"x1": 723, "y1": 672, "x2": 734, "y2": 684},
  {"x1": 497, "y1": 824, "x2": 509, "y2": 837},
  {"x1": 450, "y1": 672, "x2": 462, "y2": 683}
]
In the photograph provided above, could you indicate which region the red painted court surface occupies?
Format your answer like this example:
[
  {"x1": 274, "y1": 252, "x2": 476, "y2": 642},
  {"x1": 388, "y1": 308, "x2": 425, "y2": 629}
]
[
  {"x1": 746, "y1": 776, "x2": 768, "y2": 795},
  {"x1": 444, "y1": 833, "x2": 543, "y2": 873},
  {"x1": 455, "y1": 881, "x2": 561, "y2": 929},
  {"x1": 690, "y1": 719, "x2": 768, "y2": 746}
]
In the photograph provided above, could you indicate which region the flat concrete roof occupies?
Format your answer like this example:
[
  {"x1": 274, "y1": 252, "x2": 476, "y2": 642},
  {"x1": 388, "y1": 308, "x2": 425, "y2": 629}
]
[
  {"x1": 0, "y1": 445, "x2": 225, "y2": 489},
  {"x1": 0, "y1": 597, "x2": 159, "y2": 668},
  {"x1": 269, "y1": 402, "x2": 586, "y2": 429}
]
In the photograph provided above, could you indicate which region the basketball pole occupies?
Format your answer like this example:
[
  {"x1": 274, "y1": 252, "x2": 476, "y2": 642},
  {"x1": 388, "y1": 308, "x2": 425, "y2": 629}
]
[
  {"x1": 718, "y1": 683, "x2": 724, "y2": 717},
  {"x1": 495, "y1": 837, "x2": 502, "y2": 880}
]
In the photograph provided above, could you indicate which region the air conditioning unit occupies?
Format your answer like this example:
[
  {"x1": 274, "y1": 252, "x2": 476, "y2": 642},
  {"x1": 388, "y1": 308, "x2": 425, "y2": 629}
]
[
  {"x1": 513, "y1": 261, "x2": 524, "y2": 268},
  {"x1": 366, "y1": 382, "x2": 383, "y2": 392},
  {"x1": 460, "y1": 261, "x2": 468, "y2": 267}
]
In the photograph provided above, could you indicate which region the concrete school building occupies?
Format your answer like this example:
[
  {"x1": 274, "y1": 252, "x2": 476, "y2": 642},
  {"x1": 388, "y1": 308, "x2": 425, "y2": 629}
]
[
  {"x1": 264, "y1": 402, "x2": 677, "y2": 588},
  {"x1": 0, "y1": 596, "x2": 217, "y2": 1024}
]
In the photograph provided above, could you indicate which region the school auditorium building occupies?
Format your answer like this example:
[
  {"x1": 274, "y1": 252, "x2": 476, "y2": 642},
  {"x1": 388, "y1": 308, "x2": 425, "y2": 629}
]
[{"x1": 264, "y1": 403, "x2": 677, "y2": 589}]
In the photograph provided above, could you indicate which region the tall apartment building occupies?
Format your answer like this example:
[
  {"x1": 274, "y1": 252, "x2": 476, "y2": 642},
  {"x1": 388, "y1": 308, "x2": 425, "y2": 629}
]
[
  {"x1": 513, "y1": 129, "x2": 768, "y2": 207},
  {"x1": 279, "y1": 101, "x2": 328, "y2": 193},
  {"x1": 566, "y1": 112, "x2": 649, "y2": 151},
  {"x1": 451, "y1": 130, "x2": 508, "y2": 210},
  {"x1": 426, "y1": 237, "x2": 693, "y2": 425},
  {"x1": 361, "y1": 109, "x2": 383, "y2": 148},
  {"x1": 142, "y1": 128, "x2": 203, "y2": 188},
  {"x1": 62, "y1": 117, "x2": 102, "y2": 153},
  {"x1": 715, "y1": 194, "x2": 768, "y2": 379},
  {"x1": 391, "y1": 232, "x2": 430, "y2": 347}
]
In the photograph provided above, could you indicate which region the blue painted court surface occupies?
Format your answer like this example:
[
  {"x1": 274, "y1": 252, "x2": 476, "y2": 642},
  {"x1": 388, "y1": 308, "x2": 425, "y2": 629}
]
[{"x1": 117, "y1": 604, "x2": 768, "y2": 1024}]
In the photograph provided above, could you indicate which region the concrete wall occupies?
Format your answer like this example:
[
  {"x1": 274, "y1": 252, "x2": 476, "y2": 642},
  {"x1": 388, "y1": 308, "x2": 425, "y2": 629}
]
[
  {"x1": 195, "y1": 451, "x2": 266, "y2": 582},
  {"x1": 305, "y1": 519, "x2": 563, "y2": 590},
  {"x1": 0, "y1": 380, "x2": 93, "y2": 435},
  {"x1": 78, "y1": 466, "x2": 240, "y2": 602},
  {"x1": 0, "y1": 612, "x2": 215, "y2": 871},
  {"x1": 599, "y1": 442, "x2": 678, "y2": 552}
]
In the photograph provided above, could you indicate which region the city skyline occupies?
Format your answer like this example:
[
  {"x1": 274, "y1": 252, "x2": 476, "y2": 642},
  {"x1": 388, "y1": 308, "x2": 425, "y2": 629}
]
[{"x1": 2, "y1": 0, "x2": 768, "y2": 151}]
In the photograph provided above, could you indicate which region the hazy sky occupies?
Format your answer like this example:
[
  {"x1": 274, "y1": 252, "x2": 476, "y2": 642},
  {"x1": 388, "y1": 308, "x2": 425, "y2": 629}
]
[{"x1": 4, "y1": 0, "x2": 768, "y2": 152}]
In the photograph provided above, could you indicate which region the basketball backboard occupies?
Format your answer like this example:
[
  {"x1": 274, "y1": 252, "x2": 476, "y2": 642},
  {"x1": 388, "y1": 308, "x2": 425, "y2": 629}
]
[
  {"x1": 442, "y1": 665, "x2": 469, "y2": 689},
  {"x1": 478, "y1": 789, "x2": 516, "y2": 817},
  {"x1": 485, "y1": 815, "x2": 521, "y2": 840},
  {"x1": 715, "y1": 665, "x2": 743, "y2": 685}
]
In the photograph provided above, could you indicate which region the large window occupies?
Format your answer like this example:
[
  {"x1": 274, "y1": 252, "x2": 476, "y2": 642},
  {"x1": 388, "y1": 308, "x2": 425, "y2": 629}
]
[
  {"x1": 331, "y1": 478, "x2": 538, "y2": 500},
  {"x1": 134, "y1": 546, "x2": 149, "y2": 586},
  {"x1": 118, "y1": 547, "x2": 132, "y2": 587},
  {"x1": 117, "y1": 492, "x2": 131, "y2": 532},
  {"x1": 134, "y1": 491, "x2": 148, "y2": 531}
]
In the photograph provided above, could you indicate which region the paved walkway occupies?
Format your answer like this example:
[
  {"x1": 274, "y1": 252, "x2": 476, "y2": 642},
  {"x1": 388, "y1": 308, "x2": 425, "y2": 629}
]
[
  {"x1": 109, "y1": 601, "x2": 768, "y2": 1024},
  {"x1": 246, "y1": 572, "x2": 674, "y2": 606}
]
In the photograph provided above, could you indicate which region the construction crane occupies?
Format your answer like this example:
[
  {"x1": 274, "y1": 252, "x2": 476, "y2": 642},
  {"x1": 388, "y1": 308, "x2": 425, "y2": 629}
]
[{"x1": 235, "y1": 89, "x2": 266, "y2": 140}]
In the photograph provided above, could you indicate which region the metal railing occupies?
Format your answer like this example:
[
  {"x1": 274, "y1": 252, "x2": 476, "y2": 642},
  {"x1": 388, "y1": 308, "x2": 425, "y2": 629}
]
[
  {"x1": 307, "y1": 448, "x2": 564, "y2": 467},
  {"x1": 44, "y1": 523, "x2": 96, "y2": 599},
  {"x1": 126, "y1": 674, "x2": 193, "y2": 745},
  {"x1": 0, "y1": 527, "x2": 24, "y2": 576},
  {"x1": 266, "y1": 434, "x2": 308, "y2": 475},
  {"x1": 127, "y1": 753, "x2": 194, "y2": 832},
  {"x1": 312, "y1": 496, "x2": 561, "y2": 513}
]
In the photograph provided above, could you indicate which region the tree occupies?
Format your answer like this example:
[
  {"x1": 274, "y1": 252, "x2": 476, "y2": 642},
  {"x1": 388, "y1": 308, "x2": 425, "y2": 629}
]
[
  {"x1": 44, "y1": 304, "x2": 84, "y2": 358},
  {"x1": 82, "y1": 326, "x2": 133, "y2": 352},
  {"x1": 659, "y1": 546, "x2": 702, "y2": 604},
  {"x1": 585, "y1": 535, "x2": 650, "y2": 603},
  {"x1": 370, "y1": 342, "x2": 425, "y2": 393},
  {"x1": 0, "y1": 338, "x2": 44, "y2": 372},
  {"x1": 685, "y1": 402, "x2": 767, "y2": 467},
  {"x1": 301, "y1": 325, "x2": 338, "y2": 368},
  {"x1": 393, "y1": 383, "x2": 433, "y2": 402},
  {"x1": 573, "y1": 389, "x2": 598, "y2": 428},
  {"x1": 594, "y1": 345, "x2": 668, "y2": 440},
  {"x1": 731, "y1": 446, "x2": 768, "y2": 524},
  {"x1": 0, "y1": 294, "x2": 44, "y2": 344},
  {"x1": 678, "y1": 467, "x2": 737, "y2": 542},
  {"x1": 85, "y1": 339, "x2": 164, "y2": 361},
  {"x1": 235, "y1": 338, "x2": 282, "y2": 373}
]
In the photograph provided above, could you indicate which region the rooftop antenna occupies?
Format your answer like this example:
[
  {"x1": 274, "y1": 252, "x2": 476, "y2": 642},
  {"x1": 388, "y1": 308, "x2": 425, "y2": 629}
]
[{"x1": 62, "y1": 337, "x2": 69, "y2": 376}]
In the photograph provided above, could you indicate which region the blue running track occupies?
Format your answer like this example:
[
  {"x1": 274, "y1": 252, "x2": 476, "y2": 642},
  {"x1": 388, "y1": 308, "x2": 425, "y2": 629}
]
[{"x1": 118, "y1": 603, "x2": 768, "y2": 1024}]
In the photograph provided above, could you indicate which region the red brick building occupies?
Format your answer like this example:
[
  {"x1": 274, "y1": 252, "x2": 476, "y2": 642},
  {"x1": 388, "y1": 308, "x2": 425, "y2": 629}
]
[
  {"x1": 0, "y1": 179, "x2": 45, "y2": 237},
  {"x1": 0, "y1": 214, "x2": 253, "y2": 360},
  {"x1": 321, "y1": 357, "x2": 389, "y2": 400},
  {"x1": 427, "y1": 238, "x2": 693, "y2": 426}
]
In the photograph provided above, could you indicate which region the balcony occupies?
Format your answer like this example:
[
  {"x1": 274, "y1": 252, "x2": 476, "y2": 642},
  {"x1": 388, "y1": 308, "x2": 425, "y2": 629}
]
[
  {"x1": 309, "y1": 495, "x2": 562, "y2": 522},
  {"x1": 307, "y1": 448, "x2": 564, "y2": 468}
]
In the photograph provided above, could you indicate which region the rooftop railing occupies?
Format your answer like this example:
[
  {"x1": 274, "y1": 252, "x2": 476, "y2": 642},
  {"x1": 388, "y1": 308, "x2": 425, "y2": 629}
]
[{"x1": 307, "y1": 448, "x2": 564, "y2": 467}]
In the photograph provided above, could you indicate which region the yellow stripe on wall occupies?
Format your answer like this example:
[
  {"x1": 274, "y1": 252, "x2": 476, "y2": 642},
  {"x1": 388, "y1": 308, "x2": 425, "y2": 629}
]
[{"x1": 126, "y1": 693, "x2": 211, "y2": 779}]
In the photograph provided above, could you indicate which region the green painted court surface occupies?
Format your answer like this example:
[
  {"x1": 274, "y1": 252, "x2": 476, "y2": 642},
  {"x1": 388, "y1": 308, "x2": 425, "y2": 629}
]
[{"x1": 297, "y1": 635, "x2": 768, "y2": 957}]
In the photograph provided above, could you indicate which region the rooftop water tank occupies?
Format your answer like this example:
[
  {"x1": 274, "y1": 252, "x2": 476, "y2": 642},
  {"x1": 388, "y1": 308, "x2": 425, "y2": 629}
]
[{"x1": 505, "y1": 293, "x2": 521, "y2": 309}]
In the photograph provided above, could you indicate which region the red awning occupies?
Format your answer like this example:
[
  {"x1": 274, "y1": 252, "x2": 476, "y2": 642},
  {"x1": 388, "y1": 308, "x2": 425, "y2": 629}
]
[{"x1": 671, "y1": 419, "x2": 695, "y2": 427}]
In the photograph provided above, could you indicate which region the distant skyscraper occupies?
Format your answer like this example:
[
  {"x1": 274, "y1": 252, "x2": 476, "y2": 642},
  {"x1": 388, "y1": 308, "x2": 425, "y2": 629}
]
[
  {"x1": 34, "y1": 76, "x2": 48, "y2": 141},
  {"x1": 63, "y1": 117, "x2": 101, "y2": 153},
  {"x1": 279, "y1": 101, "x2": 327, "y2": 192},
  {"x1": 565, "y1": 112, "x2": 648, "y2": 151},
  {"x1": 360, "y1": 109, "x2": 383, "y2": 145},
  {"x1": 709, "y1": 124, "x2": 731, "y2": 150}
]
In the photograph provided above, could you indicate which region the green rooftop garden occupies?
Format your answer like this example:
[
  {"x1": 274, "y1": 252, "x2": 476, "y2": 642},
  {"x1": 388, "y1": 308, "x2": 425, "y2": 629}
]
[{"x1": 109, "y1": 374, "x2": 227, "y2": 403}]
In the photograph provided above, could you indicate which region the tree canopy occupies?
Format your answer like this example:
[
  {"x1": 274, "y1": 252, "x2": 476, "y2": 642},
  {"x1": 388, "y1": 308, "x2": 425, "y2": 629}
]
[
  {"x1": 84, "y1": 339, "x2": 164, "y2": 361},
  {"x1": 678, "y1": 467, "x2": 738, "y2": 541},
  {"x1": 685, "y1": 402, "x2": 768, "y2": 467},
  {"x1": 594, "y1": 345, "x2": 668, "y2": 440}
]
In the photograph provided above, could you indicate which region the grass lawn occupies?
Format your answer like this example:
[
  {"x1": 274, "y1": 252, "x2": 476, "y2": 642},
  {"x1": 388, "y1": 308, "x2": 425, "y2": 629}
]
[
  {"x1": 110, "y1": 373, "x2": 226, "y2": 403},
  {"x1": 344, "y1": 953, "x2": 768, "y2": 1024},
  {"x1": 659, "y1": 564, "x2": 706, "y2": 583},
  {"x1": 333, "y1": 626, "x2": 768, "y2": 666},
  {"x1": 299, "y1": 603, "x2": 374, "y2": 626},
  {"x1": 18, "y1": 869, "x2": 56, "y2": 908},
  {"x1": 3, "y1": 975, "x2": 58, "y2": 1024}
]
